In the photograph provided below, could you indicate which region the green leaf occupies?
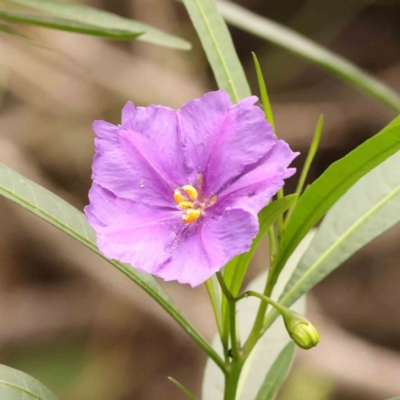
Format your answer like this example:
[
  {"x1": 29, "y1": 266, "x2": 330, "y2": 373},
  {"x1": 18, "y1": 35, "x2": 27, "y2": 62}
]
[
  {"x1": 202, "y1": 232, "x2": 313, "y2": 400},
  {"x1": 217, "y1": 0, "x2": 400, "y2": 112},
  {"x1": 254, "y1": 342, "x2": 295, "y2": 400},
  {"x1": 0, "y1": 162, "x2": 224, "y2": 371},
  {"x1": 252, "y1": 52, "x2": 275, "y2": 132},
  {"x1": 0, "y1": 10, "x2": 141, "y2": 39},
  {"x1": 280, "y1": 150, "x2": 400, "y2": 310},
  {"x1": 2, "y1": 0, "x2": 190, "y2": 49},
  {"x1": 0, "y1": 363, "x2": 58, "y2": 399},
  {"x1": 181, "y1": 0, "x2": 250, "y2": 102},
  {"x1": 270, "y1": 116, "x2": 400, "y2": 287},
  {"x1": 387, "y1": 397, "x2": 400, "y2": 400}
]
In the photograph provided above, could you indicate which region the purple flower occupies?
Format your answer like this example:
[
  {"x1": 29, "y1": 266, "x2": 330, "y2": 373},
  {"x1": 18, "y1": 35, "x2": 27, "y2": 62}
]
[{"x1": 85, "y1": 90, "x2": 298, "y2": 287}]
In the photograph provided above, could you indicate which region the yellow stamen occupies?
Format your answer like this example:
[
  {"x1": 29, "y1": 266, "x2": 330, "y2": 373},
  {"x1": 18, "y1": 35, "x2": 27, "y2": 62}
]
[
  {"x1": 182, "y1": 209, "x2": 201, "y2": 224},
  {"x1": 174, "y1": 189, "x2": 185, "y2": 204},
  {"x1": 178, "y1": 201, "x2": 194, "y2": 210},
  {"x1": 183, "y1": 185, "x2": 198, "y2": 200}
]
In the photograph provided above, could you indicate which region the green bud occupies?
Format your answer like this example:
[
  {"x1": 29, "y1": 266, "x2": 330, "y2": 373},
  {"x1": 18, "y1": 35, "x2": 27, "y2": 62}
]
[
  {"x1": 288, "y1": 321, "x2": 320, "y2": 350},
  {"x1": 281, "y1": 309, "x2": 320, "y2": 350}
]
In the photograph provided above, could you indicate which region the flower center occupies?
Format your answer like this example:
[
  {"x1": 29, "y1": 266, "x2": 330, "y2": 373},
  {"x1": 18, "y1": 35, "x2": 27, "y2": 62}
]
[{"x1": 174, "y1": 185, "x2": 202, "y2": 224}]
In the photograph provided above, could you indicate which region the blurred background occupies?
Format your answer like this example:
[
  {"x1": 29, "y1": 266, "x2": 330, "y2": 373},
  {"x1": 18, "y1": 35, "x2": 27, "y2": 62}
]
[{"x1": 0, "y1": 0, "x2": 400, "y2": 399}]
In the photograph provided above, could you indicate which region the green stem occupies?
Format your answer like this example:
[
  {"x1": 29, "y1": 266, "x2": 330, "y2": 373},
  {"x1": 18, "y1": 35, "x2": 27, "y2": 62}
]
[
  {"x1": 217, "y1": 272, "x2": 239, "y2": 359},
  {"x1": 235, "y1": 290, "x2": 287, "y2": 314},
  {"x1": 242, "y1": 274, "x2": 275, "y2": 359},
  {"x1": 217, "y1": 271, "x2": 234, "y2": 301},
  {"x1": 267, "y1": 226, "x2": 277, "y2": 260},
  {"x1": 276, "y1": 189, "x2": 284, "y2": 242},
  {"x1": 223, "y1": 359, "x2": 243, "y2": 400}
]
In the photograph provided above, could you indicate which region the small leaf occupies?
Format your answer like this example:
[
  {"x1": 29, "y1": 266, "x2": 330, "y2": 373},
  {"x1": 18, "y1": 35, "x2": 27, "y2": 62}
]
[
  {"x1": 270, "y1": 116, "x2": 400, "y2": 286},
  {"x1": 0, "y1": 163, "x2": 223, "y2": 370},
  {"x1": 217, "y1": 0, "x2": 400, "y2": 112},
  {"x1": 280, "y1": 150, "x2": 400, "y2": 309},
  {"x1": 0, "y1": 10, "x2": 141, "y2": 39},
  {"x1": 0, "y1": 363, "x2": 58, "y2": 399},
  {"x1": 181, "y1": 0, "x2": 250, "y2": 102},
  {"x1": 254, "y1": 342, "x2": 295, "y2": 400},
  {"x1": 286, "y1": 115, "x2": 323, "y2": 221},
  {"x1": 252, "y1": 52, "x2": 275, "y2": 132},
  {"x1": 3, "y1": 0, "x2": 190, "y2": 49}
]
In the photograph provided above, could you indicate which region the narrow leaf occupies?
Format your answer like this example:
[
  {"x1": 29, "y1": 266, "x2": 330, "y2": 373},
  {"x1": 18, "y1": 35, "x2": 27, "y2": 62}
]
[
  {"x1": 0, "y1": 363, "x2": 58, "y2": 400},
  {"x1": 217, "y1": 0, "x2": 400, "y2": 112},
  {"x1": 252, "y1": 52, "x2": 276, "y2": 132},
  {"x1": 3, "y1": 0, "x2": 190, "y2": 49},
  {"x1": 270, "y1": 116, "x2": 400, "y2": 286},
  {"x1": 294, "y1": 115, "x2": 323, "y2": 197},
  {"x1": 181, "y1": 0, "x2": 250, "y2": 102},
  {"x1": 0, "y1": 10, "x2": 141, "y2": 39},
  {"x1": 280, "y1": 150, "x2": 400, "y2": 309},
  {"x1": 286, "y1": 115, "x2": 323, "y2": 221},
  {"x1": 0, "y1": 163, "x2": 223, "y2": 370},
  {"x1": 255, "y1": 342, "x2": 295, "y2": 400},
  {"x1": 205, "y1": 275, "x2": 223, "y2": 337},
  {"x1": 168, "y1": 377, "x2": 198, "y2": 400}
]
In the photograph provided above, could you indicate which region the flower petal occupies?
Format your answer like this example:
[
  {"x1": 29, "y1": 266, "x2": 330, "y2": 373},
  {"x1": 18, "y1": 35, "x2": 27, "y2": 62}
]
[
  {"x1": 215, "y1": 140, "x2": 298, "y2": 213},
  {"x1": 178, "y1": 90, "x2": 232, "y2": 178},
  {"x1": 86, "y1": 184, "x2": 184, "y2": 270},
  {"x1": 179, "y1": 91, "x2": 276, "y2": 197},
  {"x1": 85, "y1": 183, "x2": 175, "y2": 231},
  {"x1": 120, "y1": 104, "x2": 194, "y2": 186},
  {"x1": 155, "y1": 209, "x2": 259, "y2": 287},
  {"x1": 92, "y1": 103, "x2": 193, "y2": 208}
]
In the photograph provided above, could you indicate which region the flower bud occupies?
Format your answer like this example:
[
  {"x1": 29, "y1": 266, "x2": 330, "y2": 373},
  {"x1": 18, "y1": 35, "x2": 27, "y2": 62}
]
[
  {"x1": 281, "y1": 310, "x2": 320, "y2": 350},
  {"x1": 289, "y1": 321, "x2": 320, "y2": 350}
]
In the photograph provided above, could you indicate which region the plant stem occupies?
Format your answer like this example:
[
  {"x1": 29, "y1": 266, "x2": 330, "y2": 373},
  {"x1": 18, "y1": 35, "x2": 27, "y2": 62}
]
[
  {"x1": 217, "y1": 272, "x2": 239, "y2": 359},
  {"x1": 223, "y1": 359, "x2": 243, "y2": 400},
  {"x1": 235, "y1": 290, "x2": 287, "y2": 313},
  {"x1": 242, "y1": 273, "x2": 275, "y2": 359},
  {"x1": 267, "y1": 225, "x2": 277, "y2": 259},
  {"x1": 277, "y1": 189, "x2": 284, "y2": 242},
  {"x1": 205, "y1": 277, "x2": 230, "y2": 361},
  {"x1": 217, "y1": 271, "x2": 234, "y2": 301},
  {"x1": 216, "y1": 271, "x2": 244, "y2": 399}
]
